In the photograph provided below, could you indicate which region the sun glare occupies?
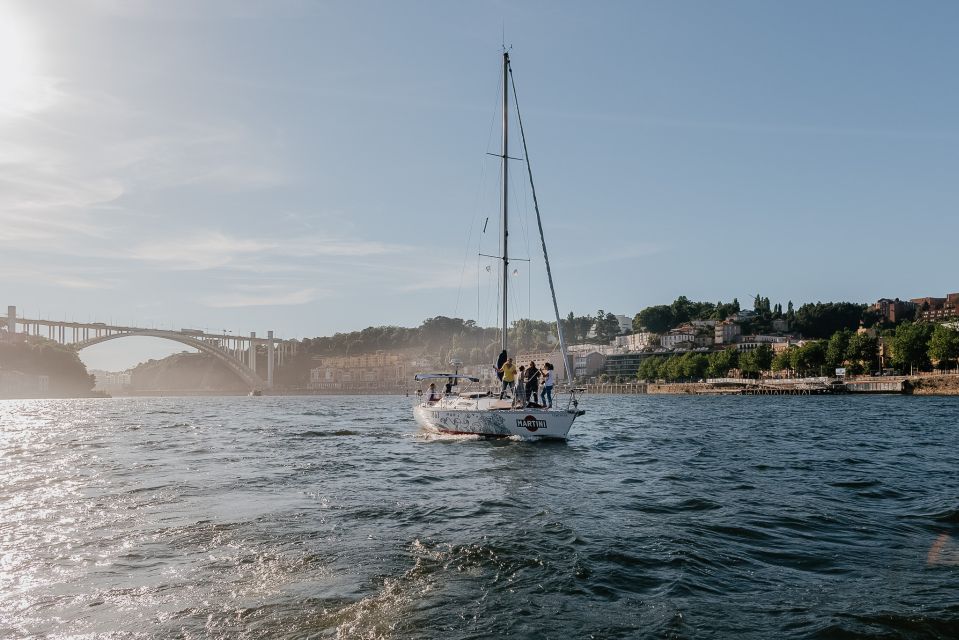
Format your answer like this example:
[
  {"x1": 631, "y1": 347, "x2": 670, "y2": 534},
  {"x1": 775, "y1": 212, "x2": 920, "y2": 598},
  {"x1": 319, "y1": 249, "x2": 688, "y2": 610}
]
[{"x1": 0, "y1": 8, "x2": 54, "y2": 116}]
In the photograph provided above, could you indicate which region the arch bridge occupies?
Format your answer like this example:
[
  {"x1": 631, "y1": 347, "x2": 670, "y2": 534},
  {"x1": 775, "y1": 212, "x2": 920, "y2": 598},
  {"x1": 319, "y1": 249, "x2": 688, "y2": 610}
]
[{"x1": 4, "y1": 305, "x2": 295, "y2": 391}]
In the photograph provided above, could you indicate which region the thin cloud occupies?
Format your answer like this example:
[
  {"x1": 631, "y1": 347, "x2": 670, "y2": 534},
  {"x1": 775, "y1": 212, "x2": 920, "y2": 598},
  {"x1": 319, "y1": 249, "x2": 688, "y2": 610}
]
[
  {"x1": 1, "y1": 266, "x2": 118, "y2": 290},
  {"x1": 204, "y1": 285, "x2": 321, "y2": 308},
  {"x1": 563, "y1": 242, "x2": 666, "y2": 268},
  {"x1": 131, "y1": 233, "x2": 274, "y2": 271},
  {"x1": 127, "y1": 231, "x2": 409, "y2": 271},
  {"x1": 534, "y1": 107, "x2": 959, "y2": 142}
]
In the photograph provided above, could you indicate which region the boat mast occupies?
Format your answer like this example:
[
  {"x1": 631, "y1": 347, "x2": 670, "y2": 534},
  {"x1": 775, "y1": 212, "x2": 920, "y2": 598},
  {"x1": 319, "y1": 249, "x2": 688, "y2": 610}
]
[{"x1": 500, "y1": 51, "x2": 510, "y2": 353}]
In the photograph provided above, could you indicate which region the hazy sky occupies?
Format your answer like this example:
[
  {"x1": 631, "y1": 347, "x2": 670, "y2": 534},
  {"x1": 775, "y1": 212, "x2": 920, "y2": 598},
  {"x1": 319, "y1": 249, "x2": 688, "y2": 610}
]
[{"x1": 3, "y1": 1, "x2": 958, "y2": 369}]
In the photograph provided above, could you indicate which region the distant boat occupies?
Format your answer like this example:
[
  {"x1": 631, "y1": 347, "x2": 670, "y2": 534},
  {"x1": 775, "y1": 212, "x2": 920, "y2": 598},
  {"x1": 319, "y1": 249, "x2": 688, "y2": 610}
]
[
  {"x1": 248, "y1": 389, "x2": 262, "y2": 397},
  {"x1": 412, "y1": 51, "x2": 585, "y2": 440}
]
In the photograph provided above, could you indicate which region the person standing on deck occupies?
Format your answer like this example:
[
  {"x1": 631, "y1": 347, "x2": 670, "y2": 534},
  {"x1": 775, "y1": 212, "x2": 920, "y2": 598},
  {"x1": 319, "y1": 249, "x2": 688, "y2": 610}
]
[
  {"x1": 514, "y1": 366, "x2": 527, "y2": 409},
  {"x1": 499, "y1": 357, "x2": 517, "y2": 399},
  {"x1": 542, "y1": 362, "x2": 556, "y2": 409},
  {"x1": 525, "y1": 361, "x2": 541, "y2": 406}
]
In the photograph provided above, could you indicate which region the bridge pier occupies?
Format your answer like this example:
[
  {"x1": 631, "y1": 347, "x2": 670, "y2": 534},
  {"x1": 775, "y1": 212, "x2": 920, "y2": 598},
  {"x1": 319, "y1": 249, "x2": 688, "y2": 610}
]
[
  {"x1": 267, "y1": 330, "x2": 275, "y2": 387},
  {"x1": 249, "y1": 332, "x2": 256, "y2": 374}
]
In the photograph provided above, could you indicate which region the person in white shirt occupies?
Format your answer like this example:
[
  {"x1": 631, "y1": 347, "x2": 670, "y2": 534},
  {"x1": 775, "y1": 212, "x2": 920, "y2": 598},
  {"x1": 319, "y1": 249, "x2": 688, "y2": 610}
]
[{"x1": 541, "y1": 362, "x2": 556, "y2": 409}]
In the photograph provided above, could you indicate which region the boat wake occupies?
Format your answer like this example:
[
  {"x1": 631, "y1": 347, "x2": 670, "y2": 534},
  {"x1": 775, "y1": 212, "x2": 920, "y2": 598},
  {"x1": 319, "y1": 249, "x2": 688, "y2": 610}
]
[{"x1": 413, "y1": 427, "x2": 481, "y2": 442}]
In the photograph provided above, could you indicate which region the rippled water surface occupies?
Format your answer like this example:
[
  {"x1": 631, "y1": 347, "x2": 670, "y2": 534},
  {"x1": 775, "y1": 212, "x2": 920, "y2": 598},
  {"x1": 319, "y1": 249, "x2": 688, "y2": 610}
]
[{"x1": 1, "y1": 394, "x2": 957, "y2": 639}]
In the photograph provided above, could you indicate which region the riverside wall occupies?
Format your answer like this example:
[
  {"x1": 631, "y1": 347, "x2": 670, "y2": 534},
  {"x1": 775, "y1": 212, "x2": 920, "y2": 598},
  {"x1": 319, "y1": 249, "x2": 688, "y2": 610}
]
[{"x1": 606, "y1": 373, "x2": 959, "y2": 396}]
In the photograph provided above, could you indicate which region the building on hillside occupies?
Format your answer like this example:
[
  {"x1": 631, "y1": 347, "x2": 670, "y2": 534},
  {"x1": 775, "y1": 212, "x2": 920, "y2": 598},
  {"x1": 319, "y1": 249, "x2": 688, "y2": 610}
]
[
  {"x1": 613, "y1": 332, "x2": 656, "y2": 350},
  {"x1": 690, "y1": 319, "x2": 718, "y2": 329},
  {"x1": 772, "y1": 339, "x2": 807, "y2": 353},
  {"x1": 735, "y1": 335, "x2": 791, "y2": 351},
  {"x1": 910, "y1": 292, "x2": 959, "y2": 321},
  {"x1": 513, "y1": 351, "x2": 571, "y2": 383},
  {"x1": 572, "y1": 351, "x2": 607, "y2": 380},
  {"x1": 660, "y1": 331, "x2": 696, "y2": 349},
  {"x1": 911, "y1": 296, "x2": 946, "y2": 309},
  {"x1": 771, "y1": 318, "x2": 790, "y2": 332},
  {"x1": 604, "y1": 352, "x2": 650, "y2": 380},
  {"x1": 0, "y1": 369, "x2": 49, "y2": 397},
  {"x1": 309, "y1": 351, "x2": 409, "y2": 390},
  {"x1": 856, "y1": 324, "x2": 878, "y2": 338},
  {"x1": 94, "y1": 371, "x2": 132, "y2": 390},
  {"x1": 567, "y1": 343, "x2": 623, "y2": 356},
  {"x1": 873, "y1": 298, "x2": 917, "y2": 324},
  {"x1": 714, "y1": 321, "x2": 742, "y2": 345}
]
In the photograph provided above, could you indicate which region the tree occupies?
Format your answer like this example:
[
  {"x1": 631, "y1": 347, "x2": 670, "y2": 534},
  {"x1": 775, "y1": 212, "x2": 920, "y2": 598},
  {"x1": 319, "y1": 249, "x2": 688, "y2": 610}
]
[
  {"x1": 563, "y1": 312, "x2": 594, "y2": 343},
  {"x1": 890, "y1": 321, "x2": 934, "y2": 372},
  {"x1": 928, "y1": 324, "x2": 959, "y2": 368},
  {"x1": 680, "y1": 353, "x2": 709, "y2": 380},
  {"x1": 845, "y1": 333, "x2": 879, "y2": 374},
  {"x1": 670, "y1": 296, "x2": 692, "y2": 325},
  {"x1": 739, "y1": 349, "x2": 762, "y2": 377},
  {"x1": 790, "y1": 341, "x2": 826, "y2": 376},
  {"x1": 754, "y1": 344, "x2": 774, "y2": 371},
  {"x1": 637, "y1": 356, "x2": 665, "y2": 381},
  {"x1": 792, "y1": 302, "x2": 868, "y2": 339},
  {"x1": 593, "y1": 310, "x2": 621, "y2": 344},
  {"x1": 606, "y1": 311, "x2": 624, "y2": 337},
  {"x1": 663, "y1": 356, "x2": 685, "y2": 381},
  {"x1": 772, "y1": 348, "x2": 792, "y2": 372},
  {"x1": 707, "y1": 347, "x2": 739, "y2": 378},
  {"x1": 634, "y1": 305, "x2": 674, "y2": 333},
  {"x1": 737, "y1": 345, "x2": 772, "y2": 377},
  {"x1": 825, "y1": 329, "x2": 852, "y2": 369}
]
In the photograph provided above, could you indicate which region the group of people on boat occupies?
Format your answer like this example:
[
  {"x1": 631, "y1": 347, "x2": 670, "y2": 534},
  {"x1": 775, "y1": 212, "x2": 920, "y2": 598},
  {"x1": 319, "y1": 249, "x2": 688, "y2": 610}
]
[
  {"x1": 496, "y1": 351, "x2": 555, "y2": 410},
  {"x1": 419, "y1": 351, "x2": 557, "y2": 410}
]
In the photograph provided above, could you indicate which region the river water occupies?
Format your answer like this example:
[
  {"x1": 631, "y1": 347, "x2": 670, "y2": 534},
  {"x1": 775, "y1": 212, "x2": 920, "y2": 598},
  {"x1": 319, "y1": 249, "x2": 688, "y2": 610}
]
[{"x1": 1, "y1": 394, "x2": 957, "y2": 639}]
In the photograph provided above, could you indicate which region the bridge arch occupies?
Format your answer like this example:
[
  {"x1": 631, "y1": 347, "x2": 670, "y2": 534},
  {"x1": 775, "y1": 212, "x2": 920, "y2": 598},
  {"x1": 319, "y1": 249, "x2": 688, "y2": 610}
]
[{"x1": 75, "y1": 330, "x2": 266, "y2": 390}]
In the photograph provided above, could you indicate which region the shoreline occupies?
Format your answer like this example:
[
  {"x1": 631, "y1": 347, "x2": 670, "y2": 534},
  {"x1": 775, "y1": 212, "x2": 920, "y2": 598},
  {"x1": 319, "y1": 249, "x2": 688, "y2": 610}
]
[{"x1": 5, "y1": 374, "x2": 959, "y2": 399}]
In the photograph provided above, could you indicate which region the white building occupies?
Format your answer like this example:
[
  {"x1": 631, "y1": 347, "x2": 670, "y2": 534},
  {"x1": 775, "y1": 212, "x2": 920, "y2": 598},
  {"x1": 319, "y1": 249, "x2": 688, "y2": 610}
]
[
  {"x1": 736, "y1": 335, "x2": 791, "y2": 351},
  {"x1": 661, "y1": 332, "x2": 697, "y2": 349},
  {"x1": 715, "y1": 321, "x2": 742, "y2": 345},
  {"x1": 613, "y1": 332, "x2": 656, "y2": 350}
]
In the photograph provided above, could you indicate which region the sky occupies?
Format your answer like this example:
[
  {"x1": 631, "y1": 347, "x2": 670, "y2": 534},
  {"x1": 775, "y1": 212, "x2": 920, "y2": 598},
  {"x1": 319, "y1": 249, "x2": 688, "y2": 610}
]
[{"x1": 2, "y1": 0, "x2": 958, "y2": 370}]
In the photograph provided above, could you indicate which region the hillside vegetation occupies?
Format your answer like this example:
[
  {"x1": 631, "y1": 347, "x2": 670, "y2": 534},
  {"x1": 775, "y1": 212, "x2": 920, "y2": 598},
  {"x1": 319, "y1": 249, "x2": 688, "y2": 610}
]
[{"x1": 0, "y1": 337, "x2": 95, "y2": 396}]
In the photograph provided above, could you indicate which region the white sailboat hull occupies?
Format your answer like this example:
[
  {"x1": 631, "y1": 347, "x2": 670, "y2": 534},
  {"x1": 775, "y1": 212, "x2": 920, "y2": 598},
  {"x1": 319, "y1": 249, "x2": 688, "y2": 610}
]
[{"x1": 413, "y1": 397, "x2": 581, "y2": 440}]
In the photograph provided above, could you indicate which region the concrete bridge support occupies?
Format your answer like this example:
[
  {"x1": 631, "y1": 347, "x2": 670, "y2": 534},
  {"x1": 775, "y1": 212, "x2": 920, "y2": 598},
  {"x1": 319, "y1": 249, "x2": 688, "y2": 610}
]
[{"x1": 267, "y1": 330, "x2": 275, "y2": 387}]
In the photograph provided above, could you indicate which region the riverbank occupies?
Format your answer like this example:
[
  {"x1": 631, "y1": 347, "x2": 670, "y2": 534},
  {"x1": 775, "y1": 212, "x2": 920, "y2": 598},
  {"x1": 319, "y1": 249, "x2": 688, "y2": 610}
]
[
  {"x1": 630, "y1": 373, "x2": 959, "y2": 396},
  {"x1": 908, "y1": 373, "x2": 959, "y2": 395},
  {"x1": 11, "y1": 374, "x2": 959, "y2": 399}
]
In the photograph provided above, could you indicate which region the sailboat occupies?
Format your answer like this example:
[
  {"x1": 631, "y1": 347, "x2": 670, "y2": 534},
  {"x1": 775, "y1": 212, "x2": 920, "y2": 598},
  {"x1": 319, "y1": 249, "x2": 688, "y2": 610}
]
[{"x1": 412, "y1": 51, "x2": 585, "y2": 440}]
